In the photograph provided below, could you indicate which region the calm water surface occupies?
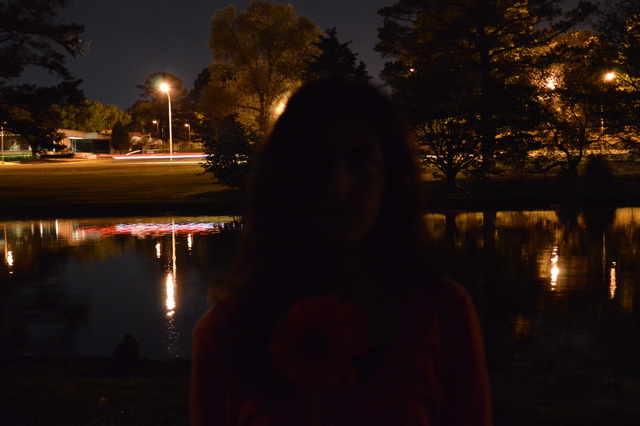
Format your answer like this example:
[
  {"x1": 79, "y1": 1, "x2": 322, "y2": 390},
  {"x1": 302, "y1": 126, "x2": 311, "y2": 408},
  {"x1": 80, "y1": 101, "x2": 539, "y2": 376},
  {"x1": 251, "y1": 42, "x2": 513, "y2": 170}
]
[
  {"x1": 2, "y1": 208, "x2": 640, "y2": 380},
  {"x1": 1, "y1": 216, "x2": 240, "y2": 360}
]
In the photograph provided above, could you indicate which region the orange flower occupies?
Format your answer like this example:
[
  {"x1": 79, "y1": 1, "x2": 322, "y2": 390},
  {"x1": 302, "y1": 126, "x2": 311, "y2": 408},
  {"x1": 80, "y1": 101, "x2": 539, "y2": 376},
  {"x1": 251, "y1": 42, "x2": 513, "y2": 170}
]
[{"x1": 270, "y1": 295, "x2": 371, "y2": 393}]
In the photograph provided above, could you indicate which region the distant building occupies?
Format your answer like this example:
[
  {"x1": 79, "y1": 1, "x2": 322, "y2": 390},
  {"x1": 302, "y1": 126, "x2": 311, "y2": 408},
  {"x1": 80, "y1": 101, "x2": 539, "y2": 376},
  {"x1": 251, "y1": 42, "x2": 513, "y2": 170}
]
[
  {"x1": 59, "y1": 129, "x2": 111, "y2": 153},
  {"x1": 1, "y1": 131, "x2": 31, "y2": 154},
  {"x1": 4, "y1": 128, "x2": 185, "y2": 156}
]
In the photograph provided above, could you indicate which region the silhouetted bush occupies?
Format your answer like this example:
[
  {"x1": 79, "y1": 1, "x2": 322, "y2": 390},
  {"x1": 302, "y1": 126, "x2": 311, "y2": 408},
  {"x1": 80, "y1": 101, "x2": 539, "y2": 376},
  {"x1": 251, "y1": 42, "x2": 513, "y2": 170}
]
[
  {"x1": 582, "y1": 155, "x2": 615, "y2": 190},
  {"x1": 201, "y1": 115, "x2": 258, "y2": 190}
]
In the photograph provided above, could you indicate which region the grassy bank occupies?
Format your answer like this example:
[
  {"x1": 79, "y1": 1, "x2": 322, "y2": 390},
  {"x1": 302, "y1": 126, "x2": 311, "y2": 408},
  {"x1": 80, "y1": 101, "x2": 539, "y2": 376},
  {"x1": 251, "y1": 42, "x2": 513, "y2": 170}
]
[
  {"x1": 0, "y1": 158, "x2": 244, "y2": 219},
  {"x1": 3, "y1": 158, "x2": 640, "y2": 220}
]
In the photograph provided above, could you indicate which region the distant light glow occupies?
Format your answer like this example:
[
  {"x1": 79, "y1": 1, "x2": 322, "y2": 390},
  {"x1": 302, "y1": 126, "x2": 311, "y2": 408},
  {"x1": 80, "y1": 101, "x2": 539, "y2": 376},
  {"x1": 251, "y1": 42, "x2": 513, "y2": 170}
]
[
  {"x1": 187, "y1": 234, "x2": 193, "y2": 251},
  {"x1": 5, "y1": 250, "x2": 13, "y2": 268},
  {"x1": 604, "y1": 72, "x2": 616, "y2": 82},
  {"x1": 155, "y1": 242, "x2": 161, "y2": 258},
  {"x1": 113, "y1": 154, "x2": 206, "y2": 160},
  {"x1": 546, "y1": 78, "x2": 557, "y2": 90}
]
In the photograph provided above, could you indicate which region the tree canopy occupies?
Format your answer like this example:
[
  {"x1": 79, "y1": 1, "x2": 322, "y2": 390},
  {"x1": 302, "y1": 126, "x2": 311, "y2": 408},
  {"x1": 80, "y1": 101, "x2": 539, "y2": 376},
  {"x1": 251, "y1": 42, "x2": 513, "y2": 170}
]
[
  {"x1": 304, "y1": 27, "x2": 370, "y2": 82},
  {"x1": 110, "y1": 120, "x2": 131, "y2": 154},
  {"x1": 0, "y1": 0, "x2": 86, "y2": 153},
  {"x1": 203, "y1": 0, "x2": 321, "y2": 135},
  {"x1": 0, "y1": 0, "x2": 86, "y2": 81},
  {"x1": 376, "y1": 0, "x2": 597, "y2": 183},
  {"x1": 129, "y1": 72, "x2": 189, "y2": 140},
  {"x1": 530, "y1": 31, "x2": 619, "y2": 176},
  {"x1": 55, "y1": 100, "x2": 131, "y2": 132},
  {"x1": 201, "y1": 114, "x2": 259, "y2": 190}
]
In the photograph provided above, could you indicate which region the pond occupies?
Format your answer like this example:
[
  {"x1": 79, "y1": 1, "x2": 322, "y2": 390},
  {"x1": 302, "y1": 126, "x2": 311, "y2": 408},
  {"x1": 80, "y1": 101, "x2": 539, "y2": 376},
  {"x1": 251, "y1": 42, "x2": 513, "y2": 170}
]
[
  {"x1": 2, "y1": 208, "x2": 640, "y2": 381},
  {"x1": 1, "y1": 216, "x2": 241, "y2": 360}
]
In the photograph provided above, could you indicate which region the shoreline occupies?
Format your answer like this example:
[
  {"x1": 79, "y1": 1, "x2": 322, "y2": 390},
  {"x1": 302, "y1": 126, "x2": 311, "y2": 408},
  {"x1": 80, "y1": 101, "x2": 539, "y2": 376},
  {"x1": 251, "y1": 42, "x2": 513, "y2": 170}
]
[
  {"x1": 2, "y1": 175, "x2": 640, "y2": 220},
  {"x1": 2, "y1": 158, "x2": 640, "y2": 219},
  {"x1": 1, "y1": 353, "x2": 191, "y2": 376}
]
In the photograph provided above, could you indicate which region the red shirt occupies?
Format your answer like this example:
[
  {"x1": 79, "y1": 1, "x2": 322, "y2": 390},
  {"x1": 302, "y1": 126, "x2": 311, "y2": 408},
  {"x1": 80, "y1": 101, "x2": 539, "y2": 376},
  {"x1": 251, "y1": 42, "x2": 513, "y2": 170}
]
[{"x1": 190, "y1": 278, "x2": 492, "y2": 425}]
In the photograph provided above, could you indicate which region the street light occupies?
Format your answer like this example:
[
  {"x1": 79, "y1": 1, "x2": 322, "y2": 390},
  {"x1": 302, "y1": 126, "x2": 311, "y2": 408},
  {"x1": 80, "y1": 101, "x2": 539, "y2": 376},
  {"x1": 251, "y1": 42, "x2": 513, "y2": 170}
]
[
  {"x1": 601, "y1": 72, "x2": 616, "y2": 136},
  {"x1": 184, "y1": 123, "x2": 190, "y2": 143},
  {"x1": 159, "y1": 83, "x2": 173, "y2": 160},
  {"x1": 1, "y1": 122, "x2": 5, "y2": 164},
  {"x1": 152, "y1": 120, "x2": 159, "y2": 138}
]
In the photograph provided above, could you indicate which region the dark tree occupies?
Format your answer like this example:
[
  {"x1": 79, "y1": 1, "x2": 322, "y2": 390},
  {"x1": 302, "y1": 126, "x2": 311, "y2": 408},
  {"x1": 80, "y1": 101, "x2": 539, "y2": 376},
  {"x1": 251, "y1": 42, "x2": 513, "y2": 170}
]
[
  {"x1": 376, "y1": 0, "x2": 597, "y2": 177},
  {"x1": 201, "y1": 114, "x2": 259, "y2": 190},
  {"x1": 110, "y1": 121, "x2": 131, "y2": 154},
  {"x1": 597, "y1": 0, "x2": 640, "y2": 48},
  {"x1": 304, "y1": 27, "x2": 370, "y2": 82},
  {"x1": 185, "y1": 68, "x2": 211, "y2": 121},
  {"x1": 3, "y1": 81, "x2": 83, "y2": 155},
  {"x1": 0, "y1": 0, "x2": 86, "y2": 80},
  {"x1": 128, "y1": 72, "x2": 189, "y2": 141},
  {"x1": 181, "y1": 68, "x2": 212, "y2": 145},
  {"x1": 0, "y1": 0, "x2": 86, "y2": 154}
]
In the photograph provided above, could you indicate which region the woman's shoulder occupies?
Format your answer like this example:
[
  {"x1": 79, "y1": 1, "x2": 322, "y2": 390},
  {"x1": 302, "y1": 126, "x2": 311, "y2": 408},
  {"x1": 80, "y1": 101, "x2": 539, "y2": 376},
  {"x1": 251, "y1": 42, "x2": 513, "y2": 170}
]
[
  {"x1": 193, "y1": 296, "x2": 238, "y2": 339},
  {"x1": 413, "y1": 276, "x2": 474, "y2": 308}
]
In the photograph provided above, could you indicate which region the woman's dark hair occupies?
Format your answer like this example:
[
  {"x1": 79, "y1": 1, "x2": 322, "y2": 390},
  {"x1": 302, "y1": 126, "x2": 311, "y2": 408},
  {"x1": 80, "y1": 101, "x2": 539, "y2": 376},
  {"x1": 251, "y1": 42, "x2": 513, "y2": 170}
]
[
  {"x1": 220, "y1": 78, "x2": 439, "y2": 397},
  {"x1": 238, "y1": 78, "x2": 432, "y2": 277}
]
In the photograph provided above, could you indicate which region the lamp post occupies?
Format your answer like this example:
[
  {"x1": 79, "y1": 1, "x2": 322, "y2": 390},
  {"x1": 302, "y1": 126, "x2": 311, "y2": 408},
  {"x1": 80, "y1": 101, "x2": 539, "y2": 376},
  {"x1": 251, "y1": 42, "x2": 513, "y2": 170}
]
[
  {"x1": 159, "y1": 83, "x2": 173, "y2": 160},
  {"x1": 600, "y1": 72, "x2": 616, "y2": 136},
  {"x1": 152, "y1": 120, "x2": 159, "y2": 138},
  {"x1": 184, "y1": 123, "x2": 190, "y2": 144},
  {"x1": 1, "y1": 122, "x2": 5, "y2": 164}
]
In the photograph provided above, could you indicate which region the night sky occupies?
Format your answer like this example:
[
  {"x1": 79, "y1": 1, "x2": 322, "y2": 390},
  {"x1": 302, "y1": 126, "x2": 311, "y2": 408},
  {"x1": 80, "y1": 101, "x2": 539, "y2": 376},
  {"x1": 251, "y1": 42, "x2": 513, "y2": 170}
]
[{"x1": 58, "y1": 0, "x2": 390, "y2": 110}]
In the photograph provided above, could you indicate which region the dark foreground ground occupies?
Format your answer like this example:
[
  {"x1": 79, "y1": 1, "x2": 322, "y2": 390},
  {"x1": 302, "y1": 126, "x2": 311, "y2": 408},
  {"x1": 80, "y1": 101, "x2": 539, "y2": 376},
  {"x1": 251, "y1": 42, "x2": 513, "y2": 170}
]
[
  {"x1": 3, "y1": 354, "x2": 640, "y2": 425},
  {"x1": 0, "y1": 355, "x2": 191, "y2": 425}
]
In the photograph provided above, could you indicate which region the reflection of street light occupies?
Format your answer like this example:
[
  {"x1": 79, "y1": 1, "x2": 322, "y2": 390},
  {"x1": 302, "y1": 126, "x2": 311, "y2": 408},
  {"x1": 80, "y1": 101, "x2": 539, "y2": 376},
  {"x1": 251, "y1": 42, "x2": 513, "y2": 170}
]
[
  {"x1": 184, "y1": 123, "x2": 190, "y2": 143},
  {"x1": 159, "y1": 83, "x2": 173, "y2": 161},
  {"x1": 152, "y1": 120, "x2": 159, "y2": 138}
]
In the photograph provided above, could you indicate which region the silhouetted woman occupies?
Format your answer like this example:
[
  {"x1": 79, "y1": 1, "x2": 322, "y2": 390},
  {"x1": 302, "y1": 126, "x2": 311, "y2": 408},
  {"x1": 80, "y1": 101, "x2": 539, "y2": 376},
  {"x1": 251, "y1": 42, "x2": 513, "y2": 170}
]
[{"x1": 191, "y1": 79, "x2": 492, "y2": 425}]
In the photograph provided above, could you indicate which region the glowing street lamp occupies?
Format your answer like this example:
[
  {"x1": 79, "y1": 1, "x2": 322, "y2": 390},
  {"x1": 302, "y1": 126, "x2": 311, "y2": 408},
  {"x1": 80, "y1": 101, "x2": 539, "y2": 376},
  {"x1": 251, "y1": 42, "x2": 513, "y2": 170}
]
[
  {"x1": 1, "y1": 122, "x2": 5, "y2": 164},
  {"x1": 159, "y1": 83, "x2": 173, "y2": 160},
  {"x1": 152, "y1": 119, "x2": 159, "y2": 138},
  {"x1": 184, "y1": 123, "x2": 190, "y2": 143},
  {"x1": 601, "y1": 72, "x2": 616, "y2": 135}
]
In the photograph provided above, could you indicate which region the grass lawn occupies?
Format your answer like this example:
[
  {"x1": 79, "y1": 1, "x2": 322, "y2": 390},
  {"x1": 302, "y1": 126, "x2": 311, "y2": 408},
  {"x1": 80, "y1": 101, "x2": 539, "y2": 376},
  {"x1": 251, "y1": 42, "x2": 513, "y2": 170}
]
[
  {"x1": 2, "y1": 157, "x2": 640, "y2": 218},
  {"x1": 0, "y1": 158, "x2": 244, "y2": 218},
  {"x1": 0, "y1": 357, "x2": 191, "y2": 426}
]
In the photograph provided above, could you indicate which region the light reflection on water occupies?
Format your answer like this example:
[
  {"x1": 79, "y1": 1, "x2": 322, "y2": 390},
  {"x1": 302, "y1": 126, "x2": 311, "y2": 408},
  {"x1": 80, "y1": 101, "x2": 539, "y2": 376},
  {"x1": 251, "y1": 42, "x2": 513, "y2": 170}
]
[
  {"x1": 2, "y1": 208, "x2": 640, "y2": 379},
  {"x1": 0, "y1": 216, "x2": 240, "y2": 360},
  {"x1": 425, "y1": 207, "x2": 640, "y2": 378}
]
